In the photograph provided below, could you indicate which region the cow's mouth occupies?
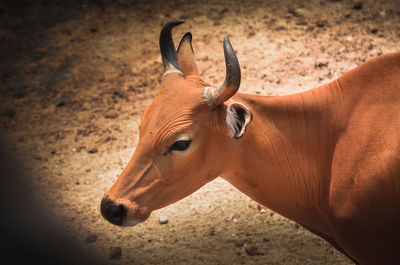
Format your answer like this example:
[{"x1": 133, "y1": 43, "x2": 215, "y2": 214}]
[
  {"x1": 101, "y1": 194, "x2": 152, "y2": 227},
  {"x1": 123, "y1": 218, "x2": 145, "y2": 227},
  {"x1": 123, "y1": 206, "x2": 151, "y2": 227}
]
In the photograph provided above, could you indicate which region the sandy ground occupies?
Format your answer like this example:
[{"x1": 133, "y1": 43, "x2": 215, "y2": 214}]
[{"x1": 1, "y1": 0, "x2": 399, "y2": 264}]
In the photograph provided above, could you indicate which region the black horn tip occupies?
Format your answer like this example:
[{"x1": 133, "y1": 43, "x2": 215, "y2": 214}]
[
  {"x1": 162, "y1": 19, "x2": 185, "y2": 30},
  {"x1": 213, "y1": 35, "x2": 240, "y2": 104},
  {"x1": 183, "y1": 32, "x2": 192, "y2": 42},
  {"x1": 177, "y1": 32, "x2": 193, "y2": 53},
  {"x1": 222, "y1": 35, "x2": 241, "y2": 82},
  {"x1": 223, "y1": 36, "x2": 231, "y2": 49},
  {"x1": 222, "y1": 36, "x2": 235, "y2": 56},
  {"x1": 159, "y1": 20, "x2": 185, "y2": 71}
]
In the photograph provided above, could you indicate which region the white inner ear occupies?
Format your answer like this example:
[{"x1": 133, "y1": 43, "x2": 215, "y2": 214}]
[{"x1": 226, "y1": 102, "x2": 252, "y2": 139}]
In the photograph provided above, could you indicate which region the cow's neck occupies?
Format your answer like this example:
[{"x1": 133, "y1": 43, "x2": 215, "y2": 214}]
[{"x1": 221, "y1": 80, "x2": 345, "y2": 236}]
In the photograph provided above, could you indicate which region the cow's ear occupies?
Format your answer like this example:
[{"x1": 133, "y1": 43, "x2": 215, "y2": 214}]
[
  {"x1": 225, "y1": 102, "x2": 252, "y2": 138},
  {"x1": 177, "y1": 32, "x2": 199, "y2": 77}
]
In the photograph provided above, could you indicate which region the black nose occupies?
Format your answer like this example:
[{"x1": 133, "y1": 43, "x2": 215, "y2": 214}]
[{"x1": 100, "y1": 197, "x2": 126, "y2": 226}]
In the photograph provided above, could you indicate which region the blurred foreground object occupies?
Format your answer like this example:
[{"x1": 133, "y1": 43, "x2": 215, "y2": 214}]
[{"x1": 0, "y1": 141, "x2": 101, "y2": 265}]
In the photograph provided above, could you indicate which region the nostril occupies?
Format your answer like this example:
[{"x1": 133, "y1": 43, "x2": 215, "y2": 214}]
[
  {"x1": 110, "y1": 204, "x2": 126, "y2": 224},
  {"x1": 100, "y1": 197, "x2": 127, "y2": 226}
]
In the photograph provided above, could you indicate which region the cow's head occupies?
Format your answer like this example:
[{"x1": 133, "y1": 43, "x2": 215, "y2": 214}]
[{"x1": 100, "y1": 20, "x2": 252, "y2": 226}]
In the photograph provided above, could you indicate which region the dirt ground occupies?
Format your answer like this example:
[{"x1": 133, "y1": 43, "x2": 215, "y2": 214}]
[{"x1": 1, "y1": 0, "x2": 399, "y2": 264}]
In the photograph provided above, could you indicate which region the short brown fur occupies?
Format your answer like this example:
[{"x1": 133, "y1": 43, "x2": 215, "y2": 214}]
[{"x1": 101, "y1": 23, "x2": 400, "y2": 264}]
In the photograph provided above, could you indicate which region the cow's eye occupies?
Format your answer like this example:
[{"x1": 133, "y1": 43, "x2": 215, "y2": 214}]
[{"x1": 169, "y1": 140, "x2": 191, "y2": 152}]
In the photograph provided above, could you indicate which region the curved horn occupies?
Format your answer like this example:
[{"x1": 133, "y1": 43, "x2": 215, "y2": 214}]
[
  {"x1": 177, "y1": 32, "x2": 199, "y2": 77},
  {"x1": 159, "y1": 20, "x2": 184, "y2": 72},
  {"x1": 204, "y1": 36, "x2": 241, "y2": 106}
]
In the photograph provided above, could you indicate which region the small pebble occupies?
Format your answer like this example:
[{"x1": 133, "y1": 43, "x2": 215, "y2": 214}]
[
  {"x1": 247, "y1": 31, "x2": 255, "y2": 38},
  {"x1": 233, "y1": 240, "x2": 245, "y2": 247},
  {"x1": 353, "y1": 2, "x2": 363, "y2": 10},
  {"x1": 86, "y1": 234, "x2": 97, "y2": 243},
  {"x1": 55, "y1": 95, "x2": 70, "y2": 107},
  {"x1": 263, "y1": 238, "x2": 270, "y2": 243},
  {"x1": 60, "y1": 28, "x2": 72, "y2": 35},
  {"x1": 56, "y1": 100, "x2": 66, "y2": 107},
  {"x1": 158, "y1": 215, "x2": 168, "y2": 224},
  {"x1": 209, "y1": 227, "x2": 216, "y2": 236},
  {"x1": 274, "y1": 26, "x2": 285, "y2": 31},
  {"x1": 316, "y1": 20, "x2": 326, "y2": 28},
  {"x1": 87, "y1": 147, "x2": 98, "y2": 154},
  {"x1": 4, "y1": 108, "x2": 16, "y2": 117},
  {"x1": 110, "y1": 247, "x2": 122, "y2": 259},
  {"x1": 245, "y1": 246, "x2": 264, "y2": 256},
  {"x1": 105, "y1": 110, "x2": 118, "y2": 119}
]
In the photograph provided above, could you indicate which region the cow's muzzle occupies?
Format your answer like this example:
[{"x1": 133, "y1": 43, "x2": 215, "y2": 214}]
[{"x1": 100, "y1": 196, "x2": 127, "y2": 226}]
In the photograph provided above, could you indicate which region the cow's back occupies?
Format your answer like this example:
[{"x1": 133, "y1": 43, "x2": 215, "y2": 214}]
[
  {"x1": 338, "y1": 52, "x2": 400, "y2": 105},
  {"x1": 328, "y1": 52, "x2": 400, "y2": 264}
]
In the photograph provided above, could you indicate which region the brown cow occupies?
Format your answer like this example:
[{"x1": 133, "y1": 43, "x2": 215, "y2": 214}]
[{"x1": 101, "y1": 20, "x2": 400, "y2": 264}]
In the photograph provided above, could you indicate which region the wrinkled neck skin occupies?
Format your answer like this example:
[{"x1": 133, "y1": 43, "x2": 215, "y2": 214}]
[{"x1": 218, "y1": 80, "x2": 346, "y2": 236}]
